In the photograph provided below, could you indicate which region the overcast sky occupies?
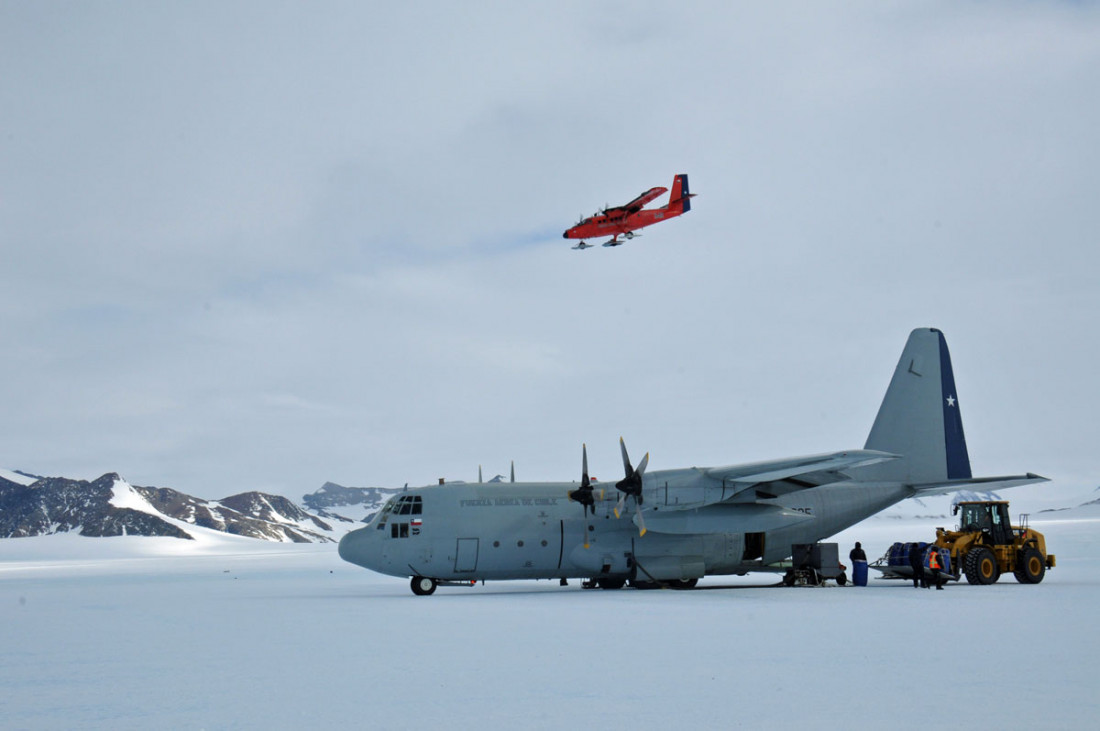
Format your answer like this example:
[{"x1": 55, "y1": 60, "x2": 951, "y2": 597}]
[{"x1": 2, "y1": 2, "x2": 1098, "y2": 503}]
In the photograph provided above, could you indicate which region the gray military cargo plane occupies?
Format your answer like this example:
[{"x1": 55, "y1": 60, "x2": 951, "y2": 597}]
[{"x1": 339, "y1": 328, "x2": 1046, "y2": 595}]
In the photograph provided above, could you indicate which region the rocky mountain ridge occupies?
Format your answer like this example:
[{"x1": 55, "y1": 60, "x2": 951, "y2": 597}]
[
  {"x1": 301, "y1": 481, "x2": 404, "y2": 523},
  {"x1": 0, "y1": 472, "x2": 337, "y2": 542}
]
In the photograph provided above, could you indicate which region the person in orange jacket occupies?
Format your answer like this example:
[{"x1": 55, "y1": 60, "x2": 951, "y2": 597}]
[{"x1": 926, "y1": 546, "x2": 945, "y2": 590}]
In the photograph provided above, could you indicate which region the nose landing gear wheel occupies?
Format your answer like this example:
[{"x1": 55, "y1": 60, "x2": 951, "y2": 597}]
[{"x1": 411, "y1": 576, "x2": 438, "y2": 596}]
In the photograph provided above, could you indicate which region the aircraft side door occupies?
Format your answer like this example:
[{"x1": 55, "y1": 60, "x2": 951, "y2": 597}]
[{"x1": 455, "y1": 537, "x2": 479, "y2": 573}]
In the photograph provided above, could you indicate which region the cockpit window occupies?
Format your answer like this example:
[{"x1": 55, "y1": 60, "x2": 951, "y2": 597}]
[
  {"x1": 382, "y1": 495, "x2": 423, "y2": 537},
  {"x1": 375, "y1": 498, "x2": 397, "y2": 529}
]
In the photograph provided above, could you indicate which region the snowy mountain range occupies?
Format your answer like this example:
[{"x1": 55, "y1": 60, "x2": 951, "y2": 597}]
[
  {"x1": 3, "y1": 466, "x2": 1094, "y2": 544},
  {"x1": 0, "y1": 470, "x2": 341, "y2": 543},
  {"x1": 298, "y1": 478, "x2": 512, "y2": 523},
  {"x1": 300, "y1": 481, "x2": 411, "y2": 524}
]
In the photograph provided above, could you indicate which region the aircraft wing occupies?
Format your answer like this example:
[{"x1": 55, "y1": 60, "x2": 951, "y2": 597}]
[
  {"x1": 606, "y1": 186, "x2": 667, "y2": 216},
  {"x1": 703, "y1": 450, "x2": 900, "y2": 500},
  {"x1": 644, "y1": 450, "x2": 899, "y2": 516}
]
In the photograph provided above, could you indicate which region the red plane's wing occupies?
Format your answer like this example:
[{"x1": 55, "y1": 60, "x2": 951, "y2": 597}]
[{"x1": 604, "y1": 186, "x2": 668, "y2": 216}]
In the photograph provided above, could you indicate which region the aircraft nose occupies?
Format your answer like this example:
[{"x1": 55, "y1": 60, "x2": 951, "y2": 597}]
[
  {"x1": 338, "y1": 527, "x2": 373, "y2": 568},
  {"x1": 563, "y1": 231, "x2": 569, "y2": 238}
]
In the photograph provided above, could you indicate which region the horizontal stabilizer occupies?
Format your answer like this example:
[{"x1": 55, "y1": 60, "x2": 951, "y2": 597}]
[{"x1": 909, "y1": 473, "x2": 1049, "y2": 497}]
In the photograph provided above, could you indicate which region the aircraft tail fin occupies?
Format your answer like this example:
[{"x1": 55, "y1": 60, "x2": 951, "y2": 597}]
[
  {"x1": 862, "y1": 328, "x2": 972, "y2": 484},
  {"x1": 668, "y1": 173, "x2": 695, "y2": 214}
]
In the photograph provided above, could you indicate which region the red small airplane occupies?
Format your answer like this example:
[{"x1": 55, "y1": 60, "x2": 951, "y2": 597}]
[{"x1": 563, "y1": 174, "x2": 696, "y2": 250}]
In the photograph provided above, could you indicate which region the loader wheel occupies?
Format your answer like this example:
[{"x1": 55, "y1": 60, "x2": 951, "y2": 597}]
[
  {"x1": 964, "y1": 547, "x2": 1000, "y2": 585},
  {"x1": 1013, "y1": 547, "x2": 1046, "y2": 584}
]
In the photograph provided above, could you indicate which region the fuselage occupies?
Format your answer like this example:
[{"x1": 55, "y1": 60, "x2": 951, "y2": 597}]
[
  {"x1": 563, "y1": 208, "x2": 673, "y2": 241},
  {"x1": 337, "y1": 466, "x2": 912, "y2": 584}
]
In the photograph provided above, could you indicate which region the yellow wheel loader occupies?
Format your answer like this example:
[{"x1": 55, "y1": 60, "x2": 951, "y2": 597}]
[{"x1": 934, "y1": 501, "x2": 1055, "y2": 585}]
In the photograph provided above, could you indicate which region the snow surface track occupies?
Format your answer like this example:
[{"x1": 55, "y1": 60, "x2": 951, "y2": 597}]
[{"x1": 2, "y1": 513, "x2": 1098, "y2": 729}]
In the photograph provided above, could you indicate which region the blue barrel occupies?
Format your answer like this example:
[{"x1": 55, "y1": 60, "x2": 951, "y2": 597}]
[{"x1": 853, "y1": 559, "x2": 868, "y2": 586}]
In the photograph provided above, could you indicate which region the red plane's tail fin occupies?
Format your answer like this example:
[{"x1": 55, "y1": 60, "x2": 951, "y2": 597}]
[{"x1": 667, "y1": 174, "x2": 695, "y2": 214}]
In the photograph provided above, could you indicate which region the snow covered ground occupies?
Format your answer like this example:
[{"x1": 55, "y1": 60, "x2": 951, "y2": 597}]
[{"x1": 2, "y1": 509, "x2": 1098, "y2": 729}]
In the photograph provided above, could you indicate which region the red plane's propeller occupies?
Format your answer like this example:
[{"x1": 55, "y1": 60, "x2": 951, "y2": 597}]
[{"x1": 614, "y1": 437, "x2": 648, "y2": 537}]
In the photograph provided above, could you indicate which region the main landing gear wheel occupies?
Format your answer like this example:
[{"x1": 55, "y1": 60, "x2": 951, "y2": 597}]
[
  {"x1": 595, "y1": 577, "x2": 626, "y2": 590},
  {"x1": 670, "y1": 579, "x2": 699, "y2": 589},
  {"x1": 411, "y1": 576, "x2": 438, "y2": 596}
]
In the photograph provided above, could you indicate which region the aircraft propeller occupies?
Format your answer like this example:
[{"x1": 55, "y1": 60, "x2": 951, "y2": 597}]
[
  {"x1": 567, "y1": 443, "x2": 596, "y2": 548},
  {"x1": 614, "y1": 437, "x2": 648, "y2": 537}
]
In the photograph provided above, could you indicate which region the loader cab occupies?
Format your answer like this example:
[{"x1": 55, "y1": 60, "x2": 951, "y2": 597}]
[{"x1": 955, "y1": 501, "x2": 1014, "y2": 545}]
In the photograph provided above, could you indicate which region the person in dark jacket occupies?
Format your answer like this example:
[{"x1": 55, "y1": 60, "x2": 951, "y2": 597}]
[
  {"x1": 908, "y1": 542, "x2": 926, "y2": 588},
  {"x1": 848, "y1": 541, "x2": 868, "y2": 587}
]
